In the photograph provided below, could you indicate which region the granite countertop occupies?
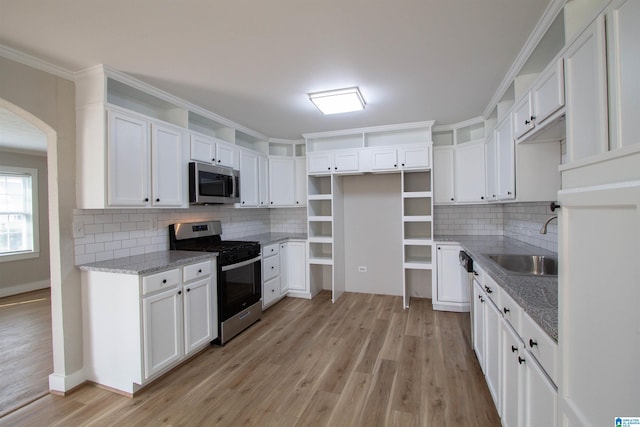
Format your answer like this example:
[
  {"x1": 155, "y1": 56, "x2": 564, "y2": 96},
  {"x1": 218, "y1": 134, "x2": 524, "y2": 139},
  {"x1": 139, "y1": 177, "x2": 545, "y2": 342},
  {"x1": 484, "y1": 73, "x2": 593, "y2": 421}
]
[
  {"x1": 241, "y1": 232, "x2": 308, "y2": 246},
  {"x1": 436, "y1": 235, "x2": 558, "y2": 342},
  {"x1": 78, "y1": 250, "x2": 216, "y2": 275}
]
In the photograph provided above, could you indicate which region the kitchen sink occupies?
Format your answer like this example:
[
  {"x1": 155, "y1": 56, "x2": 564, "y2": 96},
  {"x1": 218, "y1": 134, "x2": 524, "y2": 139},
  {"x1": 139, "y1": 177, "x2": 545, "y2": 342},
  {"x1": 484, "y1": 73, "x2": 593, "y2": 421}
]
[{"x1": 487, "y1": 254, "x2": 558, "y2": 276}]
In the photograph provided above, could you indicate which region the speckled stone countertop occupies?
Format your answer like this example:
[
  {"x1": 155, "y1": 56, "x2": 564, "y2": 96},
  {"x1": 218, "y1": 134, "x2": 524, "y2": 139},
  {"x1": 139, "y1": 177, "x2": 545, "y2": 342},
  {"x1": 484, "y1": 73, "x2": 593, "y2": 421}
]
[
  {"x1": 78, "y1": 251, "x2": 215, "y2": 275},
  {"x1": 241, "y1": 233, "x2": 308, "y2": 246},
  {"x1": 436, "y1": 235, "x2": 558, "y2": 342}
]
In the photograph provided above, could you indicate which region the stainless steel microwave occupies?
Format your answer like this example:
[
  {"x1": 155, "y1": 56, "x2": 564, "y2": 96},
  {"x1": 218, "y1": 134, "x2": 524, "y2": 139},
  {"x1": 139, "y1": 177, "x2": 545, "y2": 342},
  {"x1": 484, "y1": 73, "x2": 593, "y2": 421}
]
[{"x1": 188, "y1": 162, "x2": 240, "y2": 205}]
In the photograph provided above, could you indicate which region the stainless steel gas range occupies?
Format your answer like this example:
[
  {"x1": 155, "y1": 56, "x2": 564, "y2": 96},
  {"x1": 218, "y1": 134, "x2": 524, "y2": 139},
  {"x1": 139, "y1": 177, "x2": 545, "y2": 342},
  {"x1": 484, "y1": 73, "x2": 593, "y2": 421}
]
[{"x1": 169, "y1": 221, "x2": 261, "y2": 345}]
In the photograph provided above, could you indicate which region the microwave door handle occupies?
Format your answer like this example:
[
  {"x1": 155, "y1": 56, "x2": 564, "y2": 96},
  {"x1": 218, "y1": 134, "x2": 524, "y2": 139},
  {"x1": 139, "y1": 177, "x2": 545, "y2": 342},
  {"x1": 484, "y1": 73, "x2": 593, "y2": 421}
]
[
  {"x1": 221, "y1": 255, "x2": 261, "y2": 272},
  {"x1": 232, "y1": 175, "x2": 238, "y2": 197}
]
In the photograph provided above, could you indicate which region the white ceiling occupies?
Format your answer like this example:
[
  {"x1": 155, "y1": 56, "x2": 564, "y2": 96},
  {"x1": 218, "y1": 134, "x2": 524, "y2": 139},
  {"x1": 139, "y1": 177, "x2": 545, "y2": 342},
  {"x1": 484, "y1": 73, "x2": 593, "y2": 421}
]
[{"x1": 0, "y1": 0, "x2": 551, "y2": 140}]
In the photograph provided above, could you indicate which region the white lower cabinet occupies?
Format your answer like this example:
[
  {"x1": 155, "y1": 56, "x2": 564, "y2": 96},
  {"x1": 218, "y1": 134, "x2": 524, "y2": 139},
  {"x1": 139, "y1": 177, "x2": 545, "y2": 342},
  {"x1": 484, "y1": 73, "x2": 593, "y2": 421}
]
[
  {"x1": 262, "y1": 240, "x2": 309, "y2": 308},
  {"x1": 471, "y1": 263, "x2": 557, "y2": 427},
  {"x1": 82, "y1": 258, "x2": 216, "y2": 394},
  {"x1": 283, "y1": 240, "x2": 307, "y2": 295},
  {"x1": 142, "y1": 287, "x2": 182, "y2": 379},
  {"x1": 262, "y1": 243, "x2": 282, "y2": 308},
  {"x1": 434, "y1": 243, "x2": 469, "y2": 311}
]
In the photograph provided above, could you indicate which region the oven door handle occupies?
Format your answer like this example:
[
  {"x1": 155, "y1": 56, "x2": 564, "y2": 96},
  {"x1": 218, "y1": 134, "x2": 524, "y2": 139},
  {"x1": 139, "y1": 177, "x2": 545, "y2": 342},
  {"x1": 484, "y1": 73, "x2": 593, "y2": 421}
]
[{"x1": 221, "y1": 255, "x2": 261, "y2": 272}]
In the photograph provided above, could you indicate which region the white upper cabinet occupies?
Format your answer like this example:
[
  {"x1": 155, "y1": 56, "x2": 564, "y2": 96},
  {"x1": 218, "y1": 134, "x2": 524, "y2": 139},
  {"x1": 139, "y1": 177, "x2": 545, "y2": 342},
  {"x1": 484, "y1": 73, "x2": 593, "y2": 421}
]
[
  {"x1": 433, "y1": 146, "x2": 455, "y2": 204},
  {"x1": 189, "y1": 133, "x2": 238, "y2": 169},
  {"x1": 513, "y1": 94, "x2": 535, "y2": 140},
  {"x1": 307, "y1": 152, "x2": 333, "y2": 175},
  {"x1": 531, "y1": 58, "x2": 565, "y2": 126},
  {"x1": 258, "y1": 155, "x2": 269, "y2": 207},
  {"x1": 454, "y1": 140, "x2": 487, "y2": 203},
  {"x1": 606, "y1": 0, "x2": 640, "y2": 150},
  {"x1": 370, "y1": 148, "x2": 398, "y2": 171},
  {"x1": 495, "y1": 117, "x2": 515, "y2": 201},
  {"x1": 108, "y1": 110, "x2": 150, "y2": 207},
  {"x1": 399, "y1": 145, "x2": 431, "y2": 170},
  {"x1": 294, "y1": 157, "x2": 307, "y2": 206},
  {"x1": 485, "y1": 134, "x2": 497, "y2": 201},
  {"x1": 268, "y1": 157, "x2": 295, "y2": 206},
  {"x1": 108, "y1": 109, "x2": 185, "y2": 208},
  {"x1": 151, "y1": 123, "x2": 185, "y2": 207},
  {"x1": 238, "y1": 149, "x2": 259, "y2": 207},
  {"x1": 564, "y1": 15, "x2": 609, "y2": 162},
  {"x1": 332, "y1": 150, "x2": 360, "y2": 173}
]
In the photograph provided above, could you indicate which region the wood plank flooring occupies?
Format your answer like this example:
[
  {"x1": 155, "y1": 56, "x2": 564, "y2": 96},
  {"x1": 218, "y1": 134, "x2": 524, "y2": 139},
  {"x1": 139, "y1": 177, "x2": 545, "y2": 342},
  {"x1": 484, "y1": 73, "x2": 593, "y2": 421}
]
[
  {"x1": 0, "y1": 289, "x2": 52, "y2": 418},
  {"x1": 0, "y1": 291, "x2": 500, "y2": 426}
]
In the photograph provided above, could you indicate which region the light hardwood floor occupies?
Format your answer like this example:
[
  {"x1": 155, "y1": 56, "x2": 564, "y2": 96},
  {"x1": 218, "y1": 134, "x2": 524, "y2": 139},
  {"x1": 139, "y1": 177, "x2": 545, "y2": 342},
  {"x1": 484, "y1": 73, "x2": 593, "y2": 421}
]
[
  {"x1": 0, "y1": 291, "x2": 500, "y2": 426},
  {"x1": 0, "y1": 289, "x2": 52, "y2": 418}
]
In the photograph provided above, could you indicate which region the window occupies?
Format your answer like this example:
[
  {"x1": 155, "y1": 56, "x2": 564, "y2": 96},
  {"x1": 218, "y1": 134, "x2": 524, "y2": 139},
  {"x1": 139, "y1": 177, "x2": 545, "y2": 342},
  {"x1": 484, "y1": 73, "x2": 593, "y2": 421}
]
[{"x1": 0, "y1": 166, "x2": 39, "y2": 262}]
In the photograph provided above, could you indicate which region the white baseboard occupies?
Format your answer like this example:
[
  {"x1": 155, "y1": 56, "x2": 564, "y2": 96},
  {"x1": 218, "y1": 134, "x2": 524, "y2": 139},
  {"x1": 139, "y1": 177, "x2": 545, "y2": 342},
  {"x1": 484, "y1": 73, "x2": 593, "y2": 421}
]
[
  {"x1": 0, "y1": 280, "x2": 50, "y2": 298},
  {"x1": 49, "y1": 369, "x2": 85, "y2": 394}
]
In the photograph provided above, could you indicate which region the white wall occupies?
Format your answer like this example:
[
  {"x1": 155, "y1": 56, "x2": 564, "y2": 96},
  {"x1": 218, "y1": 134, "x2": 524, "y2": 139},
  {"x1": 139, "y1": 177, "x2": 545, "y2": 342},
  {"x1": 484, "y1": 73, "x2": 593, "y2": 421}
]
[
  {"x1": 503, "y1": 202, "x2": 558, "y2": 252},
  {"x1": 342, "y1": 174, "x2": 403, "y2": 296},
  {"x1": 0, "y1": 150, "x2": 50, "y2": 296}
]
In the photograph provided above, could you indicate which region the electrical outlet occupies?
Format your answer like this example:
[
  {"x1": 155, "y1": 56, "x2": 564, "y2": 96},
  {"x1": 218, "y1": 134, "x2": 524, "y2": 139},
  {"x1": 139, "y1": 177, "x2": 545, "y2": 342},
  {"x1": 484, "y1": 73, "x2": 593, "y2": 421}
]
[
  {"x1": 72, "y1": 221, "x2": 84, "y2": 238},
  {"x1": 358, "y1": 266, "x2": 367, "y2": 272}
]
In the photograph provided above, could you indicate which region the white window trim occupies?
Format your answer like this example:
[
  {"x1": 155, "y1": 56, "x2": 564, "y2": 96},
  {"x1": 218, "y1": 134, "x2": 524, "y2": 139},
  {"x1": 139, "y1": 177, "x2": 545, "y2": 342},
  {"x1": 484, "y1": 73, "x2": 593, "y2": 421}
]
[{"x1": 0, "y1": 165, "x2": 40, "y2": 263}]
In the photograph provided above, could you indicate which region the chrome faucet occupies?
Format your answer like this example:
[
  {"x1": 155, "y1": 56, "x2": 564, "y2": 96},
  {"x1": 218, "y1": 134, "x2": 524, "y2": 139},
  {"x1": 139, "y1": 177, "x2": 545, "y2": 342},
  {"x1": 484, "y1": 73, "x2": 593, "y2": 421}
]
[{"x1": 540, "y1": 215, "x2": 558, "y2": 234}]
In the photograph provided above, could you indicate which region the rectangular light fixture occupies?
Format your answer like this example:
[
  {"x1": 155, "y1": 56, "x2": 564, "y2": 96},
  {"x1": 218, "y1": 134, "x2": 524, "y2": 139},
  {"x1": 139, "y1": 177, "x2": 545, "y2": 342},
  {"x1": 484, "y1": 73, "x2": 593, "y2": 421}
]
[{"x1": 308, "y1": 87, "x2": 366, "y2": 115}]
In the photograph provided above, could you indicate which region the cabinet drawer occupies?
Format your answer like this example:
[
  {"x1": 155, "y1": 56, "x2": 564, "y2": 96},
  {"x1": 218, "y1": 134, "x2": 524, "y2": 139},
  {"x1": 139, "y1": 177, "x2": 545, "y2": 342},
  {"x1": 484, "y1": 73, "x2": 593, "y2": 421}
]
[
  {"x1": 263, "y1": 243, "x2": 279, "y2": 258},
  {"x1": 263, "y1": 255, "x2": 280, "y2": 281},
  {"x1": 522, "y1": 312, "x2": 558, "y2": 385},
  {"x1": 183, "y1": 260, "x2": 212, "y2": 283},
  {"x1": 483, "y1": 274, "x2": 500, "y2": 305},
  {"x1": 142, "y1": 268, "x2": 180, "y2": 296},
  {"x1": 263, "y1": 277, "x2": 281, "y2": 308},
  {"x1": 498, "y1": 288, "x2": 523, "y2": 335}
]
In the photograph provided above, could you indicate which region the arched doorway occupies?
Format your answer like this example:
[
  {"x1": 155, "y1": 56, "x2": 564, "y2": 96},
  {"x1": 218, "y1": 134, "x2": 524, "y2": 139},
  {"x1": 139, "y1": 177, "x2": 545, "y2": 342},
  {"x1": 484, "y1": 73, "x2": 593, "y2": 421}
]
[{"x1": 0, "y1": 98, "x2": 60, "y2": 415}]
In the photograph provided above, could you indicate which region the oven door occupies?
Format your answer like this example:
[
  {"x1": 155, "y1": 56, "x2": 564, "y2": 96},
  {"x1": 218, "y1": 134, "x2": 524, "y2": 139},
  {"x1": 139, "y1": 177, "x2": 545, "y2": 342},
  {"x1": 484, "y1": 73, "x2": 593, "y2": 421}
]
[{"x1": 218, "y1": 255, "x2": 262, "y2": 321}]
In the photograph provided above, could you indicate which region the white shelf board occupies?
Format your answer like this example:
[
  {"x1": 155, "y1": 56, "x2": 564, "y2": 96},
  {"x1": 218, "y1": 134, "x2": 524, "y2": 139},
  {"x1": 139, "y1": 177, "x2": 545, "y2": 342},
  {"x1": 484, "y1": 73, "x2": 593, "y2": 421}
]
[
  {"x1": 308, "y1": 216, "x2": 333, "y2": 222},
  {"x1": 403, "y1": 238, "x2": 433, "y2": 246},
  {"x1": 308, "y1": 257, "x2": 333, "y2": 266},
  {"x1": 307, "y1": 194, "x2": 332, "y2": 200},
  {"x1": 403, "y1": 261, "x2": 433, "y2": 270},
  {"x1": 402, "y1": 215, "x2": 433, "y2": 222},
  {"x1": 308, "y1": 236, "x2": 333, "y2": 244},
  {"x1": 402, "y1": 191, "x2": 432, "y2": 198}
]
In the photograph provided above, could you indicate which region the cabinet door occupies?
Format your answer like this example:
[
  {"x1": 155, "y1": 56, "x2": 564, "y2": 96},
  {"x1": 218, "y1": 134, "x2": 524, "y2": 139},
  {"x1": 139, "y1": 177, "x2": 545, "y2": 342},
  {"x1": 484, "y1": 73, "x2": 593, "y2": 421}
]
[
  {"x1": 307, "y1": 152, "x2": 332, "y2": 174},
  {"x1": 558, "y1": 182, "x2": 640, "y2": 426},
  {"x1": 524, "y1": 355, "x2": 557, "y2": 427},
  {"x1": 606, "y1": 0, "x2": 640, "y2": 150},
  {"x1": 286, "y1": 241, "x2": 307, "y2": 292},
  {"x1": 485, "y1": 299, "x2": 502, "y2": 414},
  {"x1": 263, "y1": 277, "x2": 280, "y2": 308},
  {"x1": 433, "y1": 147, "x2": 455, "y2": 204},
  {"x1": 183, "y1": 278, "x2": 213, "y2": 356},
  {"x1": 564, "y1": 15, "x2": 609, "y2": 162},
  {"x1": 400, "y1": 146, "x2": 430, "y2": 170},
  {"x1": 435, "y1": 244, "x2": 466, "y2": 303},
  {"x1": 239, "y1": 150, "x2": 259, "y2": 207},
  {"x1": 279, "y1": 243, "x2": 289, "y2": 294},
  {"x1": 502, "y1": 320, "x2": 524, "y2": 427},
  {"x1": 333, "y1": 150, "x2": 359, "y2": 173},
  {"x1": 107, "y1": 110, "x2": 150, "y2": 207},
  {"x1": 142, "y1": 288, "x2": 182, "y2": 379},
  {"x1": 513, "y1": 94, "x2": 535, "y2": 140},
  {"x1": 454, "y1": 141, "x2": 486, "y2": 203},
  {"x1": 485, "y1": 135, "x2": 497, "y2": 201},
  {"x1": 294, "y1": 157, "x2": 307, "y2": 206},
  {"x1": 258, "y1": 155, "x2": 269, "y2": 207},
  {"x1": 151, "y1": 123, "x2": 185, "y2": 207},
  {"x1": 215, "y1": 141, "x2": 238, "y2": 169},
  {"x1": 268, "y1": 157, "x2": 295, "y2": 206},
  {"x1": 370, "y1": 148, "x2": 398, "y2": 171},
  {"x1": 495, "y1": 118, "x2": 515, "y2": 200},
  {"x1": 532, "y1": 58, "x2": 565, "y2": 125},
  {"x1": 472, "y1": 279, "x2": 486, "y2": 370},
  {"x1": 190, "y1": 133, "x2": 215, "y2": 163}
]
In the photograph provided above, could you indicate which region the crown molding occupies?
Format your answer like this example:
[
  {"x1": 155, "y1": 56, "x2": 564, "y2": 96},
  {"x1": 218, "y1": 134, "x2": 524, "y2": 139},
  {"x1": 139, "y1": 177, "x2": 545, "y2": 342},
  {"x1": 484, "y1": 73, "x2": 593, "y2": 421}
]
[
  {"x1": 482, "y1": 0, "x2": 566, "y2": 119},
  {"x1": 0, "y1": 44, "x2": 75, "y2": 81}
]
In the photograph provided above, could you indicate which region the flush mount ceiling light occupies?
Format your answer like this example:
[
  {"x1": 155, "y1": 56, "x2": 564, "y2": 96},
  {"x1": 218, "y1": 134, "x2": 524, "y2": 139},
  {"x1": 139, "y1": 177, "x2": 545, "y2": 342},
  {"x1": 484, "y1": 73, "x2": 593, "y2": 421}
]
[{"x1": 308, "y1": 87, "x2": 366, "y2": 115}]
